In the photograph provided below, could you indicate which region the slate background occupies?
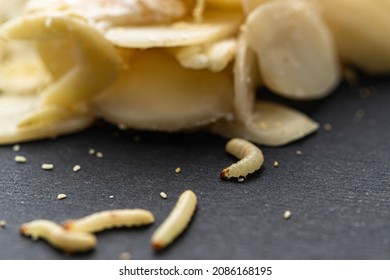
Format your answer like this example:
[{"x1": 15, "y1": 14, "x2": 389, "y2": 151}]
[{"x1": 0, "y1": 73, "x2": 389, "y2": 260}]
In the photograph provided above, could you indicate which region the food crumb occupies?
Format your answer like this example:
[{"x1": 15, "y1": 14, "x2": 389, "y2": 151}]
[
  {"x1": 354, "y1": 109, "x2": 365, "y2": 121},
  {"x1": 323, "y1": 123, "x2": 333, "y2": 132},
  {"x1": 57, "y1": 194, "x2": 67, "y2": 200},
  {"x1": 118, "y1": 123, "x2": 127, "y2": 131},
  {"x1": 109, "y1": 195, "x2": 114, "y2": 199},
  {"x1": 283, "y1": 210, "x2": 292, "y2": 220},
  {"x1": 295, "y1": 150, "x2": 303, "y2": 156},
  {"x1": 273, "y1": 161, "x2": 279, "y2": 167},
  {"x1": 96, "y1": 152, "x2": 104, "y2": 158},
  {"x1": 12, "y1": 144, "x2": 21, "y2": 152},
  {"x1": 41, "y1": 163, "x2": 54, "y2": 170},
  {"x1": 160, "y1": 192, "x2": 167, "y2": 199},
  {"x1": 14, "y1": 155, "x2": 27, "y2": 163},
  {"x1": 238, "y1": 177, "x2": 245, "y2": 182},
  {"x1": 73, "y1": 165, "x2": 81, "y2": 172},
  {"x1": 119, "y1": 252, "x2": 132, "y2": 260},
  {"x1": 88, "y1": 148, "x2": 96, "y2": 155},
  {"x1": 0, "y1": 220, "x2": 6, "y2": 227},
  {"x1": 175, "y1": 167, "x2": 181, "y2": 174}
]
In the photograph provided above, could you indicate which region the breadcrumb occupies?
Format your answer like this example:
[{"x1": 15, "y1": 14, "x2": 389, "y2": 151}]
[
  {"x1": 119, "y1": 252, "x2": 132, "y2": 260},
  {"x1": 42, "y1": 163, "x2": 54, "y2": 170},
  {"x1": 273, "y1": 161, "x2": 279, "y2": 167},
  {"x1": 12, "y1": 144, "x2": 21, "y2": 152},
  {"x1": 88, "y1": 148, "x2": 96, "y2": 155},
  {"x1": 57, "y1": 194, "x2": 67, "y2": 200},
  {"x1": 96, "y1": 152, "x2": 104, "y2": 158},
  {"x1": 323, "y1": 123, "x2": 333, "y2": 132},
  {"x1": 175, "y1": 167, "x2": 181, "y2": 174},
  {"x1": 14, "y1": 155, "x2": 27, "y2": 163},
  {"x1": 295, "y1": 150, "x2": 303, "y2": 156},
  {"x1": 73, "y1": 165, "x2": 81, "y2": 172},
  {"x1": 283, "y1": 210, "x2": 292, "y2": 220},
  {"x1": 0, "y1": 220, "x2": 6, "y2": 227},
  {"x1": 160, "y1": 192, "x2": 168, "y2": 199}
]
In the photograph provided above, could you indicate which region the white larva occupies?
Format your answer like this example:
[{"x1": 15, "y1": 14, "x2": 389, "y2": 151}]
[
  {"x1": 20, "y1": 219, "x2": 97, "y2": 253},
  {"x1": 63, "y1": 209, "x2": 155, "y2": 233},
  {"x1": 151, "y1": 190, "x2": 197, "y2": 250},
  {"x1": 220, "y1": 137, "x2": 264, "y2": 180}
]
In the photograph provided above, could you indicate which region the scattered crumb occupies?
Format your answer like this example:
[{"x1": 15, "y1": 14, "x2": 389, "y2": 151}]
[
  {"x1": 119, "y1": 252, "x2": 132, "y2": 260},
  {"x1": 57, "y1": 194, "x2": 67, "y2": 200},
  {"x1": 96, "y1": 152, "x2": 104, "y2": 158},
  {"x1": 354, "y1": 109, "x2": 365, "y2": 121},
  {"x1": 0, "y1": 220, "x2": 6, "y2": 227},
  {"x1": 273, "y1": 161, "x2": 279, "y2": 167},
  {"x1": 12, "y1": 144, "x2": 21, "y2": 152},
  {"x1": 238, "y1": 177, "x2": 245, "y2": 182},
  {"x1": 14, "y1": 155, "x2": 27, "y2": 163},
  {"x1": 295, "y1": 150, "x2": 303, "y2": 156},
  {"x1": 283, "y1": 210, "x2": 292, "y2": 220},
  {"x1": 73, "y1": 165, "x2": 81, "y2": 172},
  {"x1": 109, "y1": 195, "x2": 114, "y2": 199},
  {"x1": 118, "y1": 123, "x2": 127, "y2": 131},
  {"x1": 88, "y1": 148, "x2": 96, "y2": 155},
  {"x1": 342, "y1": 66, "x2": 358, "y2": 85},
  {"x1": 41, "y1": 163, "x2": 54, "y2": 170},
  {"x1": 175, "y1": 167, "x2": 181, "y2": 174},
  {"x1": 160, "y1": 192, "x2": 167, "y2": 199},
  {"x1": 359, "y1": 87, "x2": 377, "y2": 99},
  {"x1": 323, "y1": 123, "x2": 333, "y2": 132}
]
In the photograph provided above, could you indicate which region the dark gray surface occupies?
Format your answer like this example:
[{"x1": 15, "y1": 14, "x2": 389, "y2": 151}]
[{"x1": 0, "y1": 74, "x2": 389, "y2": 260}]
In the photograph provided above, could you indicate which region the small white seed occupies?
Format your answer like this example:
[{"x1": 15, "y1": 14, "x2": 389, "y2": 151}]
[
  {"x1": 175, "y1": 167, "x2": 181, "y2": 174},
  {"x1": 283, "y1": 210, "x2": 292, "y2": 220},
  {"x1": 14, "y1": 155, "x2": 27, "y2": 163},
  {"x1": 0, "y1": 220, "x2": 6, "y2": 227},
  {"x1": 57, "y1": 194, "x2": 67, "y2": 200},
  {"x1": 73, "y1": 165, "x2": 81, "y2": 172},
  {"x1": 160, "y1": 192, "x2": 168, "y2": 199},
  {"x1": 96, "y1": 152, "x2": 104, "y2": 158},
  {"x1": 12, "y1": 144, "x2": 21, "y2": 152},
  {"x1": 41, "y1": 163, "x2": 54, "y2": 170}
]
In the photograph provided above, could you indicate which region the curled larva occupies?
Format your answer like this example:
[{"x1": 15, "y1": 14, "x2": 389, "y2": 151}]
[
  {"x1": 63, "y1": 209, "x2": 155, "y2": 233},
  {"x1": 20, "y1": 219, "x2": 97, "y2": 254},
  {"x1": 220, "y1": 138, "x2": 264, "y2": 180},
  {"x1": 151, "y1": 190, "x2": 197, "y2": 250}
]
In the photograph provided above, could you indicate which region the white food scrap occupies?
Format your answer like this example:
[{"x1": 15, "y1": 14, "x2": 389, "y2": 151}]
[
  {"x1": 160, "y1": 192, "x2": 168, "y2": 199},
  {"x1": 283, "y1": 210, "x2": 292, "y2": 220},
  {"x1": 14, "y1": 155, "x2": 27, "y2": 163},
  {"x1": 41, "y1": 163, "x2": 54, "y2": 170},
  {"x1": 72, "y1": 165, "x2": 81, "y2": 172},
  {"x1": 57, "y1": 194, "x2": 67, "y2": 200}
]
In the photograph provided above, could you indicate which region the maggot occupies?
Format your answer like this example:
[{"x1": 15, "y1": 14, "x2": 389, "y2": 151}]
[
  {"x1": 63, "y1": 209, "x2": 155, "y2": 233},
  {"x1": 220, "y1": 137, "x2": 264, "y2": 180},
  {"x1": 151, "y1": 190, "x2": 197, "y2": 250},
  {"x1": 20, "y1": 219, "x2": 97, "y2": 253}
]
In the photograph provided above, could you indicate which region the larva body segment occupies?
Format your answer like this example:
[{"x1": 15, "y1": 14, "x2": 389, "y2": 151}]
[
  {"x1": 63, "y1": 209, "x2": 155, "y2": 233},
  {"x1": 220, "y1": 137, "x2": 264, "y2": 179},
  {"x1": 20, "y1": 219, "x2": 97, "y2": 253},
  {"x1": 151, "y1": 190, "x2": 197, "y2": 250}
]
